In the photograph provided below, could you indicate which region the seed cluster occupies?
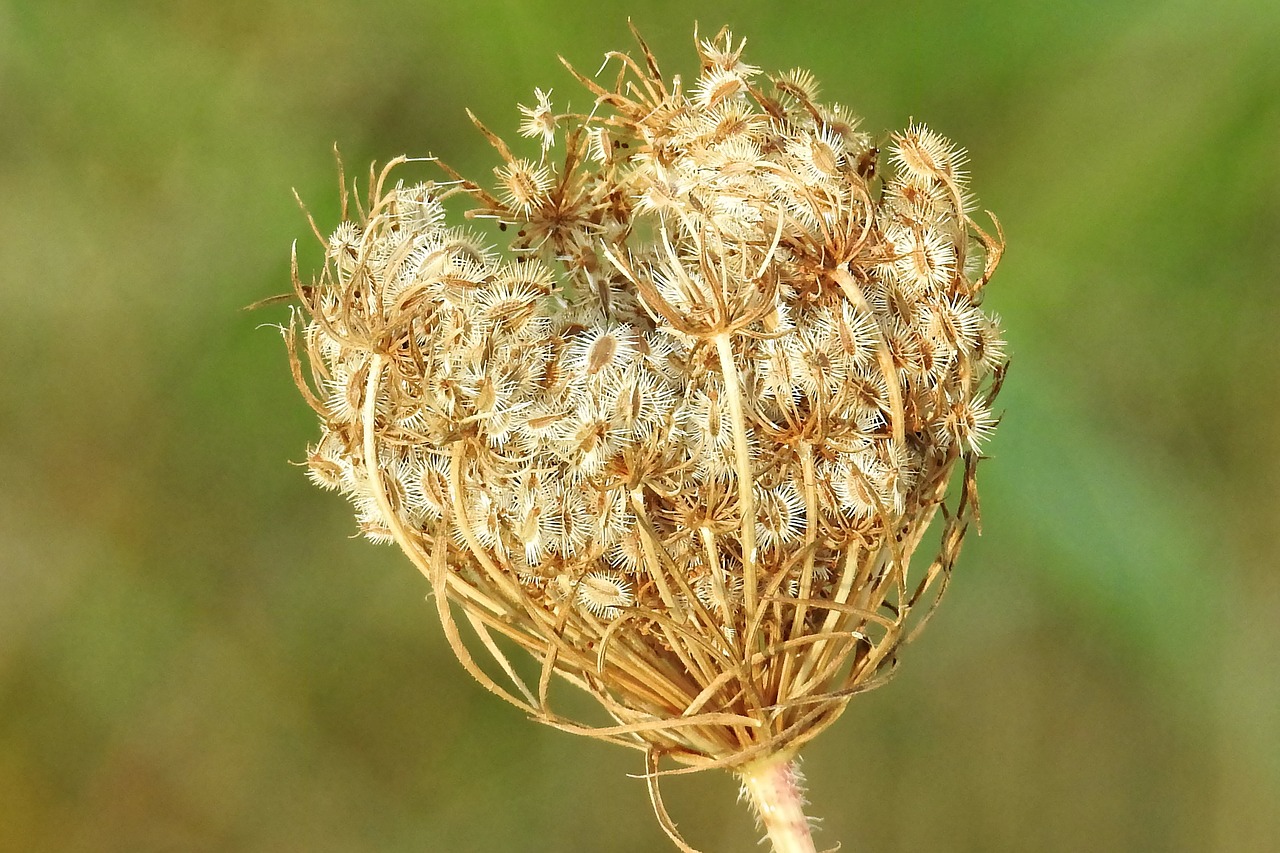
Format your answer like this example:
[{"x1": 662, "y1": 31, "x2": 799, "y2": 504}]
[{"x1": 289, "y1": 28, "x2": 1004, "y2": 771}]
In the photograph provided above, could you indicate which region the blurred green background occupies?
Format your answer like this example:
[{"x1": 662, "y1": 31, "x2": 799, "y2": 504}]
[{"x1": 2, "y1": 0, "x2": 1278, "y2": 850}]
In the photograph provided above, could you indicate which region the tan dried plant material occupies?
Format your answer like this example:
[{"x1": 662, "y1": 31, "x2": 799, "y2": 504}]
[{"x1": 283, "y1": 24, "x2": 1005, "y2": 852}]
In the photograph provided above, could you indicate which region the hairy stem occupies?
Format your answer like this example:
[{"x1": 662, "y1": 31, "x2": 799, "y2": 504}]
[{"x1": 739, "y1": 756, "x2": 819, "y2": 853}]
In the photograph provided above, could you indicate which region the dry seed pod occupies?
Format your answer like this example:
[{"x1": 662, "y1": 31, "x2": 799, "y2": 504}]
[{"x1": 285, "y1": 25, "x2": 1005, "y2": 853}]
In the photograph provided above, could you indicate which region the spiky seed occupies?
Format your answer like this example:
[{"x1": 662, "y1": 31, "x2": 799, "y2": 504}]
[
  {"x1": 576, "y1": 571, "x2": 634, "y2": 619},
  {"x1": 497, "y1": 158, "x2": 553, "y2": 214},
  {"x1": 517, "y1": 87, "x2": 557, "y2": 152}
]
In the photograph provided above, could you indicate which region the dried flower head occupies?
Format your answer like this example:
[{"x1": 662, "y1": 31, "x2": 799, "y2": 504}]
[{"x1": 284, "y1": 24, "x2": 1005, "y2": 852}]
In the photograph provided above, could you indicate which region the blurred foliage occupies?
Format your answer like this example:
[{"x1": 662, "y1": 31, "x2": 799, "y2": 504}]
[{"x1": 1, "y1": 0, "x2": 1277, "y2": 850}]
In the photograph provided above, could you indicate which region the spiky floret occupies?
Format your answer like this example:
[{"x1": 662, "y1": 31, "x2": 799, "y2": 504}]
[
  {"x1": 517, "y1": 87, "x2": 557, "y2": 152},
  {"x1": 892, "y1": 122, "x2": 969, "y2": 183},
  {"x1": 496, "y1": 158, "x2": 553, "y2": 214},
  {"x1": 286, "y1": 23, "x2": 1005, "y2": 850},
  {"x1": 575, "y1": 570, "x2": 635, "y2": 619}
]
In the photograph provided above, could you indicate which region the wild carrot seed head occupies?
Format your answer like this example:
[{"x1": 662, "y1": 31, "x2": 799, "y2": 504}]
[{"x1": 287, "y1": 24, "x2": 1006, "y2": 775}]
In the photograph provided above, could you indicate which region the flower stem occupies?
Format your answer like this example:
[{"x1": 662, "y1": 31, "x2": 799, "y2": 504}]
[{"x1": 739, "y1": 756, "x2": 818, "y2": 853}]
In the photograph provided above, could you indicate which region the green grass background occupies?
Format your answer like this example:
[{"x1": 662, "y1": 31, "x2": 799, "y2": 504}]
[{"x1": 2, "y1": 1, "x2": 1278, "y2": 850}]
